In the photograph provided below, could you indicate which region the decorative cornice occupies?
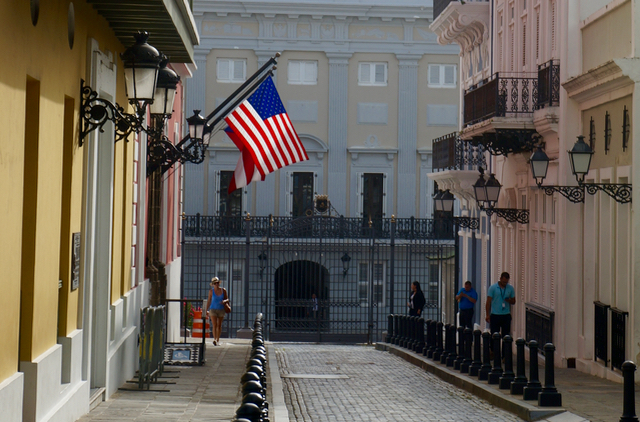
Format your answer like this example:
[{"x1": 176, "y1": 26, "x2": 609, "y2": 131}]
[
  {"x1": 429, "y1": 2, "x2": 490, "y2": 51},
  {"x1": 348, "y1": 147, "x2": 398, "y2": 162},
  {"x1": 426, "y1": 169, "x2": 479, "y2": 203},
  {"x1": 563, "y1": 59, "x2": 634, "y2": 104}
]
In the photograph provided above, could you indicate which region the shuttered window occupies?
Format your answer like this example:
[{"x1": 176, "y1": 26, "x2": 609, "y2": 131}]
[
  {"x1": 428, "y1": 64, "x2": 457, "y2": 88},
  {"x1": 358, "y1": 62, "x2": 387, "y2": 86},
  {"x1": 217, "y1": 59, "x2": 246, "y2": 83}
]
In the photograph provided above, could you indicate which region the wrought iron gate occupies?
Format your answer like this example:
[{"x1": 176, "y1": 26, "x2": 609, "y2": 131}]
[{"x1": 181, "y1": 214, "x2": 455, "y2": 343}]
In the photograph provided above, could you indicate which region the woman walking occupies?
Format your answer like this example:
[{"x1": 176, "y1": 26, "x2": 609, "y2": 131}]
[
  {"x1": 407, "y1": 281, "x2": 425, "y2": 317},
  {"x1": 206, "y1": 277, "x2": 230, "y2": 346}
]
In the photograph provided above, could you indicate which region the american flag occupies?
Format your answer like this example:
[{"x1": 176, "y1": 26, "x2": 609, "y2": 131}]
[{"x1": 225, "y1": 76, "x2": 308, "y2": 193}]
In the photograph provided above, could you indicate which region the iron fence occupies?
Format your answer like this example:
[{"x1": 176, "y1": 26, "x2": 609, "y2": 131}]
[
  {"x1": 611, "y1": 307, "x2": 628, "y2": 371},
  {"x1": 464, "y1": 72, "x2": 538, "y2": 126},
  {"x1": 181, "y1": 214, "x2": 456, "y2": 343},
  {"x1": 525, "y1": 302, "x2": 554, "y2": 351}
]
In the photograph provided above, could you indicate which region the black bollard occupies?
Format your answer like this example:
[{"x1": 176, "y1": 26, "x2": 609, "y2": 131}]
[
  {"x1": 469, "y1": 330, "x2": 482, "y2": 376},
  {"x1": 620, "y1": 361, "x2": 639, "y2": 422},
  {"x1": 424, "y1": 320, "x2": 433, "y2": 357},
  {"x1": 416, "y1": 317, "x2": 425, "y2": 353},
  {"x1": 433, "y1": 322, "x2": 444, "y2": 361},
  {"x1": 399, "y1": 316, "x2": 406, "y2": 347},
  {"x1": 461, "y1": 328, "x2": 473, "y2": 373},
  {"x1": 499, "y1": 335, "x2": 515, "y2": 389},
  {"x1": 392, "y1": 315, "x2": 399, "y2": 345},
  {"x1": 479, "y1": 331, "x2": 492, "y2": 381},
  {"x1": 386, "y1": 314, "x2": 393, "y2": 343},
  {"x1": 411, "y1": 316, "x2": 419, "y2": 351},
  {"x1": 446, "y1": 325, "x2": 457, "y2": 366},
  {"x1": 523, "y1": 340, "x2": 543, "y2": 400},
  {"x1": 510, "y1": 338, "x2": 528, "y2": 395},
  {"x1": 454, "y1": 326, "x2": 465, "y2": 370},
  {"x1": 538, "y1": 343, "x2": 562, "y2": 407},
  {"x1": 440, "y1": 324, "x2": 451, "y2": 364},
  {"x1": 488, "y1": 333, "x2": 503, "y2": 384}
]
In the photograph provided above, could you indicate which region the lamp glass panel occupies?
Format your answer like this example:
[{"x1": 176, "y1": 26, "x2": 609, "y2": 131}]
[
  {"x1": 530, "y1": 159, "x2": 548, "y2": 181},
  {"x1": 149, "y1": 88, "x2": 167, "y2": 115},
  {"x1": 124, "y1": 67, "x2": 158, "y2": 101},
  {"x1": 474, "y1": 183, "x2": 487, "y2": 202},
  {"x1": 442, "y1": 197, "x2": 454, "y2": 213},
  {"x1": 570, "y1": 152, "x2": 592, "y2": 176},
  {"x1": 485, "y1": 184, "x2": 501, "y2": 203}
]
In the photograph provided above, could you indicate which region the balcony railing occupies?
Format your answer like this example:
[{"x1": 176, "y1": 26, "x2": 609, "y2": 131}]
[
  {"x1": 525, "y1": 302, "x2": 554, "y2": 352},
  {"x1": 463, "y1": 72, "x2": 538, "y2": 126},
  {"x1": 433, "y1": 0, "x2": 489, "y2": 22},
  {"x1": 432, "y1": 132, "x2": 486, "y2": 172},
  {"x1": 610, "y1": 307, "x2": 628, "y2": 371},
  {"x1": 536, "y1": 60, "x2": 560, "y2": 109}
]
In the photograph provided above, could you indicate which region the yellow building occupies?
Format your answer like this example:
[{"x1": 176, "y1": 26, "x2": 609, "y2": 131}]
[{"x1": 0, "y1": 1, "x2": 198, "y2": 421}]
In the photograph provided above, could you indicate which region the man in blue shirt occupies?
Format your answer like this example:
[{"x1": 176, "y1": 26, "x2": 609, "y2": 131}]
[
  {"x1": 455, "y1": 281, "x2": 478, "y2": 329},
  {"x1": 485, "y1": 272, "x2": 516, "y2": 337}
]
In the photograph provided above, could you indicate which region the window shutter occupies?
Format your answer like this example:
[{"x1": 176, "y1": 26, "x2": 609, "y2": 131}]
[
  {"x1": 313, "y1": 172, "x2": 318, "y2": 195},
  {"x1": 306, "y1": 61, "x2": 318, "y2": 84},
  {"x1": 218, "y1": 60, "x2": 230, "y2": 80},
  {"x1": 444, "y1": 65, "x2": 455, "y2": 85},
  {"x1": 288, "y1": 61, "x2": 300, "y2": 83},
  {"x1": 214, "y1": 170, "x2": 220, "y2": 215},
  {"x1": 285, "y1": 171, "x2": 292, "y2": 216},
  {"x1": 374, "y1": 64, "x2": 385, "y2": 83},
  {"x1": 356, "y1": 172, "x2": 364, "y2": 217},
  {"x1": 233, "y1": 60, "x2": 245, "y2": 81},
  {"x1": 382, "y1": 173, "x2": 388, "y2": 217},
  {"x1": 429, "y1": 65, "x2": 440, "y2": 85},
  {"x1": 359, "y1": 64, "x2": 370, "y2": 84},
  {"x1": 242, "y1": 184, "x2": 248, "y2": 214}
]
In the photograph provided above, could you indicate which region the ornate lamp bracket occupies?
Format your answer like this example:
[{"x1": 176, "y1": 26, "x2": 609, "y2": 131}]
[
  {"x1": 538, "y1": 185, "x2": 585, "y2": 203},
  {"x1": 584, "y1": 183, "x2": 632, "y2": 204},
  {"x1": 453, "y1": 217, "x2": 480, "y2": 230},
  {"x1": 482, "y1": 207, "x2": 529, "y2": 224}
]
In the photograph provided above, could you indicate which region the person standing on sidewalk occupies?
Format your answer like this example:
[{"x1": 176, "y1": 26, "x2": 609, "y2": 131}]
[
  {"x1": 408, "y1": 281, "x2": 426, "y2": 317},
  {"x1": 485, "y1": 272, "x2": 516, "y2": 336},
  {"x1": 206, "y1": 277, "x2": 230, "y2": 346},
  {"x1": 456, "y1": 281, "x2": 478, "y2": 329}
]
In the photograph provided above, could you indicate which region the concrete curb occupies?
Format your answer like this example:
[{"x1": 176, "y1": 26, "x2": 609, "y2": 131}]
[
  {"x1": 267, "y1": 344, "x2": 290, "y2": 422},
  {"x1": 376, "y1": 343, "x2": 564, "y2": 422}
]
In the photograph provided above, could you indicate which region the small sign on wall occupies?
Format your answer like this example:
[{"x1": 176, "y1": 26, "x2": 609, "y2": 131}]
[{"x1": 71, "y1": 232, "x2": 81, "y2": 291}]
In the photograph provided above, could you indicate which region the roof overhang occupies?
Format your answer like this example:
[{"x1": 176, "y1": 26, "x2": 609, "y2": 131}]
[{"x1": 88, "y1": 0, "x2": 200, "y2": 64}]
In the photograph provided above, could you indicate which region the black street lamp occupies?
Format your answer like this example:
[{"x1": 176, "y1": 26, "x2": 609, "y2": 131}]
[
  {"x1": 80, "y1": 31, "x2": 162, "y2": 145},
  {"x1": 149, "y1": 57, "x2": 180, "y2": 118},
  {"x1": 529, "y1": 136, "x2": 631, "y2": 204},
  {"x1": 258, "y1": 251, "x2": 268, "y2": 277},
  {"x1": 473, "y1": 168, "x2": 529, "y2": 224},
  {"x1": 341, "y1": 253, "x2": 351, "y2": 277}
]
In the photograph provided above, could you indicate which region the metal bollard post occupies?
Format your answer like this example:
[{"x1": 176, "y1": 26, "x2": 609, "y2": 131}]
[
  {"x1": 446, "y1": 325, "x2": 457, "y2": 366},
  {"x1": 386, "y1": 314, "x2": 393, "y2": 343},
  {"x1": 523, "y1": 340, "x2": 542, "y2": 400},
  {"x1": 499, "y1": 335, "x2": 515, "y2": 389},
  {"x1": 411, "y1": 316, "x2": 419, "y2": 351},
  {"x1": 479, "y1": 331, "x2": 492, "y2": 381},
  {"x1": 440, "y1": 324, "x2": 451, "y2": 364},
  {"x1": 393, "y1": 315, "x2": 399, "y2": 345},
  {"x1": 454, "y1": 326, "x2": 465, "y2": 370},
  {"x1": 461, "y1": 328, "x2": 473, "y2": 373},
  {"x1": 620, "y1": 361, "x2": 639, "y2": 422},
  {"x1": 424, "y1": 320, "x2": 433, "y2": 357},
  {"x1": 399, "y1": 316, "x2": 406, "y2": 347},
  {"x1": 469, "y1": 329, "x2": 482, "y2": 376},
  {"x1": 538, "y1": 343, "x2": 562, "y2": 407},
  {"x1": 416, "y1": 317, "x2": 425, "y2": 353},
  {"x1": 510, "y1": 338, "x2": 528, "y2": 395},
  {"x1": 488, "y1": 333, "x2": 503, "y2": 384},
  {"x1": 433, "y1": 322, "x2": 444, "y2": 361}
]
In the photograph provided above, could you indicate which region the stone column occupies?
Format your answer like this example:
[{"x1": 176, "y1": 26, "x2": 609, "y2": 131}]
[
  {"x1": 396, "y1": 54, "x2": 421, "y2": 218},
  {"x1": 326, "y1": 52, "x2": 352, "y2": 215}
]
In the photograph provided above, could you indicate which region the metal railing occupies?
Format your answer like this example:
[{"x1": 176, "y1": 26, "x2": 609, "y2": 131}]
[
  {"x1": 536, "y1": 60, "x2": 560, "y2": 109},
  {"x1": 611, "y1": 307, "x2": 629, "y2": 371},
  {"x1": 594, "y1": 301, "x2": 609, "y2": 366},
  {"x1": 464, "y1": 72, "x2": 538, "y2": 126},
  {"x1": 432, "y1": 132, "x2": 486, "y2": 172},
  {"x1": 525, "y1": 302, "x2": 554, "y2": 351},
  {"x1": 138, "y1": 305, "x2": 165, "y2": 389}
]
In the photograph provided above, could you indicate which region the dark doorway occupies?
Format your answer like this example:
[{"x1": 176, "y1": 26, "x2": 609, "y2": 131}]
[{"x1": 274, "y1": 260, "x2": 328, "y2": 331}]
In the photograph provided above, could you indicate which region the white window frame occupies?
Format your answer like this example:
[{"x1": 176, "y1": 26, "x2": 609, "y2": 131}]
[
  {"x1": 285, "y1": 171, "x2": 318, "y2": 216},
  {"x1": 358, "y1": 62, "x2": 388, "y2": 86},
  {"x1": 214, "y1": 260, "x2": 244, "y2": 307},
  {"x1": 428, "y1": 64, "x2": 457, "y2": 88},
  {"x1": 216, "y1": 58, "x2": 246, "y2": 83},
  {"x1": 358, "y1": 261, "x2": 386, "y2": 306},
  {"x1": 287, "y1": 60, "x2": 318, "y2": 85}
]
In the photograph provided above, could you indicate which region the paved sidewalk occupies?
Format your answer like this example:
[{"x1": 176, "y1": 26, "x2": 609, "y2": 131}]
[{"x1": 379, "y1": 342, "x2": 636, "y2": 422}]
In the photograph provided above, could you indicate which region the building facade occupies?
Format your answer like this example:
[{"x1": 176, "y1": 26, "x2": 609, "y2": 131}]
[
  {"x1": 181, "y1": 0, "x2": 467, "y2": 337},
  {"x1": 430, "y1": 0, "x2": 639, "y2": 381},
  {"x1": 0, "y1": 1, "x2": 197, "y2": 421}
]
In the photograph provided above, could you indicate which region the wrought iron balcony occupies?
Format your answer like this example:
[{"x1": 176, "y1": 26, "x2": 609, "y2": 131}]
[
  {"x1": 536, "y1": 60, "x2": 560, "y2": 109},
  {"x1": 463, "y1": 72, "x2": 538, "y2": 126},
  {"x1": 432, "y1": 132, "x2": 486, "y2": 172},
  {"x1": 433, "y1": 0, "x2": 489, "y2": 22}
]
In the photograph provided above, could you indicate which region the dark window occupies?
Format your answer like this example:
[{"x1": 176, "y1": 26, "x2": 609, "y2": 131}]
[
  {"x1": 363, "y1": 173, "x2": 384, "y2": 223},
  {"x1": 219, "y1": 171, "x2": 243, "y2": 216},
  {"x1": 292, "y1": 172, "x2": 314, "y2": 217}
]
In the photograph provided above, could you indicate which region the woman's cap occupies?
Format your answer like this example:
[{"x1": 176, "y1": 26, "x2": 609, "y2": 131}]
[{"x1": 210, "y1": 277, "x2": 220, "y2": 286}]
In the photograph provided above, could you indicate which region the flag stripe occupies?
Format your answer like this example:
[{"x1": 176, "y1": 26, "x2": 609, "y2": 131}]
[{"x1": 227, "y1": 109, "x2": 273, "y2": 176}]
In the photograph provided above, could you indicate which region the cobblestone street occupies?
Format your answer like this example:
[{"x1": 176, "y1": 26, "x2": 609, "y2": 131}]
[{"x1": 275, "y1": 344, "x2": 523, "y2": 422}]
